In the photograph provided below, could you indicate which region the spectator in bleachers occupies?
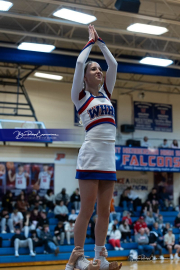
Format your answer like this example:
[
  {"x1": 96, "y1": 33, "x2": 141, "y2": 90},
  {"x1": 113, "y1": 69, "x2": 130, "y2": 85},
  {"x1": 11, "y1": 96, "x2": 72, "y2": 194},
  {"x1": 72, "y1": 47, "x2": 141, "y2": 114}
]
[
  {"x1": 119, "y1": 188, "x2": 133, "y2": 212},
  {"x1": 119, "y1": 219, "x2": 132, "y2": 242},
  {"x1": 144, "y1": 211, "x2": 155, "y2": 230},
  {"x1": 149, "y1": 231, "x2": 164, "y2": 260},
  {"x1": 171, "y1": 139, "x2": 179, "y2": 149},
  {"x1": 44, "y1": 189, "x2": 55, "y2": 211},
  {"x1": 108, "y1": 219, "x2": 119, "y2": 233},
  {"x1": 54, "y1": 200, "x2": 69, "y2": 222},
  {"x1": 109, "y1": 224, "x2": 123, "y2": 251},
  {"x1": 142, "y1": 136, "x2": 152, "y2": 148},
  {"x1": 109, "y1": 211, "x2": 121, "y2": 223},
  {"x1": 135, "y1": 228, "x2": 153, "y2": 257},
  {"x1": 159, "y1": 187, "x2": 171, "y2": 211},
  {"x1": 31, "y1": 229, "x2": 45, "y2": 253},
  {"x1": 174, "y1": 212, "x2": 180, "y2": 229},
  {"x1": 30, "y1": 195, "x2": 43, "y2": 212},
  {"x1": 11, "y1": 209, "x2": 23, "y2": 231},
  {"x1": 11, "y1": 227, "x2": 35, "y2": 257},
  {"x1": 69, "y1": 209, "x2": 78, "y2": 222},
  {"x1": 159, "y1": 139, "x2": 169, "y2": 148},
  {"x1": 122, "y1": 211, "x2": 133, "y2": 229},
  {"x1": 28, "y1": 191, "x2": 37, "y2": 209},
  {"x1": 163, "y1": 223, "x2": 171, "y2": 236},
  {"x1": 134, "y1": 216, "x2": 149, "y2": 234},
  {"x1": 36, "y1": 211, "x2": 49, "y2": 236},
  {"x1": 127, "y1": 187, "x2": 142, "y2": 211},
  {"x1": 71, "y1": 188, "x2": 81, "y2": 211},
  {"x1": 148, "y1": 188, "x2": 159, "y2": 202},
  {"x1": 17, "y1": 194, "x2": 29, "y2": 215},
  {"x1": 65, "y1": 219, "x2": 75, "y2": 245},
  {"x1": 2, "y1": 191, "x2": 13, "y2": 213},
  {"x1": 23, "y1": 211, "x2": 31, "y2": 238},
  {"x1": 164, "y1": 228, "x2": 180, "y2": 259},
  {"x1": 152, "y1": 222, "x2": 163, "y2": 245},
  {"x1": 156, "y1": 215, "x2": 165, "y2": 229},
  {"x1": 0, "y1": 208, "x2": 14, "y2": 233},
  {"x1": 30, "y1": 207, "x2": 41, "y2": 231},
  {"x1": 151, "y1": 200, "x2": 159, "y2": 218},
  {"x1": 39, "y1": 224, "x2": 59, "y2": 255},
  {"x1": 53, "y1": 221, "x2": 65, "y2": 245},
  {"x1": 56, "y1": 188, "x2": 70, "y2": 206}
]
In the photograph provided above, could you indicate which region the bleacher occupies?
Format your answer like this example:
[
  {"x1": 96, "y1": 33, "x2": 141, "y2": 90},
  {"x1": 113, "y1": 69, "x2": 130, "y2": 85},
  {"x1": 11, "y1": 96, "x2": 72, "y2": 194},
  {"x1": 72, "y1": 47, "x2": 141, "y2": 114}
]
[{"x1": 0, "y1": 209, "x2": 179, "y2": 264}]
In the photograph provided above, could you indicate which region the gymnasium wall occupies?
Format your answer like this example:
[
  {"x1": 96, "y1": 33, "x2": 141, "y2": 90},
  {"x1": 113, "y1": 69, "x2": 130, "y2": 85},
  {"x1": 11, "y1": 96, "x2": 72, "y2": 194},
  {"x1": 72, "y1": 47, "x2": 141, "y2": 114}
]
[{"x1": 0, "y1": 78, "x2": 180, "y2": 205}]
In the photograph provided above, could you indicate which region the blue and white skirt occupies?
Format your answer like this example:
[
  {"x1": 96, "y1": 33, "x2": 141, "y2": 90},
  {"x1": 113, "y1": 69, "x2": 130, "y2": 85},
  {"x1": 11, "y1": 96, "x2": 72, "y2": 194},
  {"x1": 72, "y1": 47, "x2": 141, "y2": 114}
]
[{"x1": 76, "y1": 140, "x2": 117, "y2": 181}]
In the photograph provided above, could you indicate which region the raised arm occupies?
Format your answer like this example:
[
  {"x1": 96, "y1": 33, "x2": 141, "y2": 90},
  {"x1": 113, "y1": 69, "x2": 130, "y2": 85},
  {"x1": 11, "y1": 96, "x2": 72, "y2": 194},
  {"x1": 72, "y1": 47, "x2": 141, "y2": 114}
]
[
  {"x1": 93, "y1": 26, "x2": 118, "y2": 99},
  {"x1": 71, "y1": 26, "x2": 95, "y2": 106}
]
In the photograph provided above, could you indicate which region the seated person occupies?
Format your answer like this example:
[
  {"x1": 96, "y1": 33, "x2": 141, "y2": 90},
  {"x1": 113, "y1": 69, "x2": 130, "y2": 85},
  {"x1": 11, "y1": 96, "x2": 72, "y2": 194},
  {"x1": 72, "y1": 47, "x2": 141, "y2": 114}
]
[
  {"x1": 164, "y1": 228, "x2": 180, "y2": 259},
  {"x1": 65, "y1": 219, "x2": 75, "y2": 245},
  {"x1": 122, "y1": 211, "x2": 133, "y2": 229},
  {"x1": 145, "y1": 211, "x2": 155, "y2": 230},
  {"x1": 135, "y1": 228, "x2": 153, "y2": 258},
  {"x1": 0, "y1": 208, "x2": 14, "y2": 233},
  {"x1": 37, "y1": 211, "x2": 49, "y2": 236},
  {"x1": 69, "y1": 209, "x2": 78, "y2": 222},
  {"x1": 162, "y1": 223, "x2": 171, "y2": 236},
  {"x1": 108, "y1": 219, "x2": 119, "y2": 233},
  {"x1": 44, "y1": 189, "x2": 55, "y2": 211},
  {"x1": 152, "y1": 222, "x2": 163, "y2": 244},
  {"x1": 156, "y1": 215, "x2": 165, "y2": 229},
  {"x1": 2, "y1": 191, "x2": 13, "y2": 213},
  {"x1": 159, "y1": 139, "x2": 169, "y2": 148},
  {"x1": 119, "y1": 219, "x2": 132, "y2": 242},
  {"x1": 11, "y1": 209, "x2": 23, "y2": 231},
  {"x1": 11, "y1": 227, "x2": 35, "y2": 257},
  {"x1": 54, "y1": 200, "x2": 68, "y2": 222},
  {"x1": 119, "y1": 188, "x2": 133, "y2": 212},
  {"x1": 31, "y1": 230, "x2": 45, "y2": 253},
  {"x1": 149, "y1": 231, "x2": 164, "y2": 260},
  {"x1": 159, "y1": 187, "x2": 171, "y2": 210},
  {"x1": 39, "y1": 224, "x2": 59, "y2": 255},
  {"x1": 108, "y1": 225, "x2": 123, "y2": 251},
  {"x1": 17, "y1": 194, "x2": 29, "y2": 215},
  {"x1": 30, "y1": 207, "x2": 41, "y2": 230},
  {"x1": 53, "y1": 221, "x2": 65, "y2": 245},
  {"x1": 134, "y1": 216, "x2": 149, "y2": 234},
  {"x1": 70, "y1": 188, "x2": 81, "y2": 211}
]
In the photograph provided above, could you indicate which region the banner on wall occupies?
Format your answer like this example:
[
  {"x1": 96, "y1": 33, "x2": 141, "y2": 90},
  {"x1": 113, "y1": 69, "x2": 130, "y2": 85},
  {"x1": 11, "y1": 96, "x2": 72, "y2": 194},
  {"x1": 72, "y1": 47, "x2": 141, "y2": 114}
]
[
  {"x1": 0, "y1": 162, "x2": 54, "y2": 199},
  {"x1": 154, "y1": 172, "x2": 173, "y2": 200},
  {"x1": 115, "y1": 146, "x2": 180, "y2": 172},
  {"x1": 74, "y1": 99, "x2": 117, "y2": 126},
  {"x1": 114, "y1": 174, "x2": 150, "y2": 204},
  {"x1": 134, "y1": 101, "x2": 172, "y2": 132}
]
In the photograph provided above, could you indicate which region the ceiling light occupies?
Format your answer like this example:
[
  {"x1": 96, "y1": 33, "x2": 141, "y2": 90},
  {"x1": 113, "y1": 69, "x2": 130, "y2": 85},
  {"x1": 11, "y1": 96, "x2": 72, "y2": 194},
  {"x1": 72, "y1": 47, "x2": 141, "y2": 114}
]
[
  {"x1": 0, "y1": 0, "x2": 13, "y2": 11},
  {"x1": 127, "y1": 23, "x2": 168, "y2": 35},
  {"x1": 53, "y1": 8, "x2": 96, "y2": 24},
  {"x1": 18, "y1": 42, "x2": 55, "y2": 53},
  {"x1": 140, "y1": 57, "x2": 173, "y2": 67},
  {"x1": 34, "y1": 72, "x2": 63, "y2": 81}
]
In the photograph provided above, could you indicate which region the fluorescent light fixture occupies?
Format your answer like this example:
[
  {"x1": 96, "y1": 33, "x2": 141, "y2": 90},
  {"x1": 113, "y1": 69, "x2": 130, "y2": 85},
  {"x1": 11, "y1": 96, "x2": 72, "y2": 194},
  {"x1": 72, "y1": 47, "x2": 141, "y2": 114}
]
[
  {"x1": 127, "y1": 23, "x2": 168, "y2": 35},
  {"x1": 140, "y1": 57, "x2": 173, "y2": 67},
  {"x1": 0, "y1": 0, "x2": 13, "y2": 11},
  {"x1": 53, "y1": 8, "x2": 96, "y2": 24},
  {"x1": 34, "y1": 72, "x2": 63, "y2": 81},
  {"x1": 18, "y1": 42, "x2": 55, "y2": 53}
]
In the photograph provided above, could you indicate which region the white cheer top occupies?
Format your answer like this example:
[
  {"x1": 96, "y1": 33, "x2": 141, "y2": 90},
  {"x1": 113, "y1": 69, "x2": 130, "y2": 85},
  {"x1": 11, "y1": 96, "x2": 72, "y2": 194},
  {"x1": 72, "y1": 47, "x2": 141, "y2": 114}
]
[{"x1": 71, "y1": 38, "x2": 117, "y2": 141}]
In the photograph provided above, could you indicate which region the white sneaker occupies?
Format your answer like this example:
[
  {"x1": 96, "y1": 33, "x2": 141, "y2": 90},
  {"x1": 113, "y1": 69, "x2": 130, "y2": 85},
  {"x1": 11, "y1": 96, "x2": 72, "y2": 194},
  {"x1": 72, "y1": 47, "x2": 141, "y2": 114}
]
[
  {"x1": 30, "y1": 251, "x2": 36, "y2": 257},
  {"x1": 170, "y1": 254, "x2": 174, "y2": 260},
  {"x1": 114, "y1": 247, "x2": 119, "y2": 250},
  {"x1": 119, "y1": 247, "x2": 124, "y2": 250},
  {"x1": 160, "y1": 255, "x2": 164, "y2": 260},
  {"x1": 152, "y1": 256, "x2": 157, "y2": 261},
  {"x1": 15, "y1": 251, "x2": 19, "y2": 257},
  {"x1": 174, "y1": 253, "x2": 180, "y2": 259},
  {"x1": 1, "y1": 230, "x2": 7, "y2": 234},
  {"x1": 75, "y1": 255, "x2": 89, "y2": 270}
]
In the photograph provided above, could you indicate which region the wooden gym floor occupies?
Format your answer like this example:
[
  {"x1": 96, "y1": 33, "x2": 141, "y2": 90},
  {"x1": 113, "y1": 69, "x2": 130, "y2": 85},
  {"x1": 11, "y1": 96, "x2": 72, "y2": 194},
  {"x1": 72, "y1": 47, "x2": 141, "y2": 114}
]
[{"x1": 0, "y1": 260, "x2": 179, "y2": 270}]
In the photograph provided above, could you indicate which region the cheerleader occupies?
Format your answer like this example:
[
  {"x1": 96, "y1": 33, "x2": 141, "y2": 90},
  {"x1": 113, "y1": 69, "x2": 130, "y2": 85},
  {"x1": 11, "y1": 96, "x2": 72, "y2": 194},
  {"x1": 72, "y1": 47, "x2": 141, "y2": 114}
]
[{"x1": 71, "y1": 25, "x2": 118, "y2": 270}]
